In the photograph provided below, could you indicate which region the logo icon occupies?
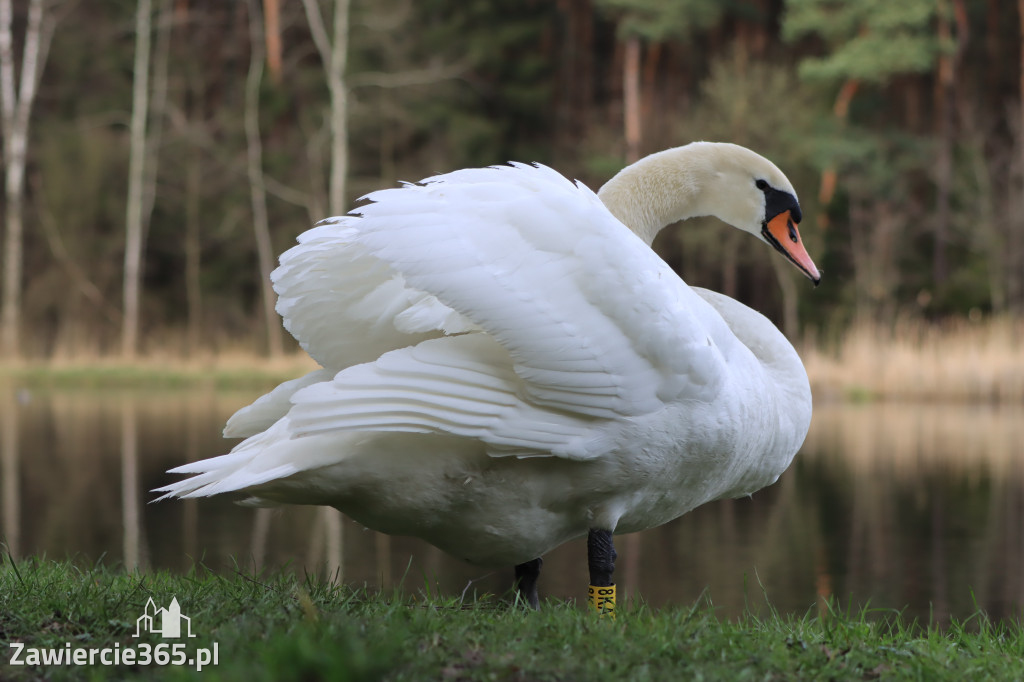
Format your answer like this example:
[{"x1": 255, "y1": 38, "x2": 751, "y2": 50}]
[{"x1": 133, "y1": 597, "x2": 196, "y2": 639}]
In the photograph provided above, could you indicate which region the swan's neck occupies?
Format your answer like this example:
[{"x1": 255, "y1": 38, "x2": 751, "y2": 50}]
[
  {"x1": 597, "y1": 145, "x2": 722, "y2": 246},
  {"x1": 691, "y1": 287, "x2": 812, "y2": 460}
]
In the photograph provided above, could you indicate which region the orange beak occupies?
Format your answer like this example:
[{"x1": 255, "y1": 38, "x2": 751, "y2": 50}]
[{"x1": 762, "y1": 210, "x2": 821, "y2": 285}]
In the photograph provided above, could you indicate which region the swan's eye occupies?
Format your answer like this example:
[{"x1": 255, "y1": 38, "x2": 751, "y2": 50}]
[{"x1": 755, "y1": 179, "x2": 769, "y2": 190}]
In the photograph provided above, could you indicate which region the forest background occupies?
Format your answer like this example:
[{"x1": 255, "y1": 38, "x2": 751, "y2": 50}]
[{"x1": 1, "y1": 0, "x2": 1022, "y2": 366}]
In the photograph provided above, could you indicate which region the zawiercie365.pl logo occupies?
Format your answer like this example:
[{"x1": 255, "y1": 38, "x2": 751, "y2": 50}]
[{"x1": 8, "y1": 597, "x2": 219, "y2": 672}]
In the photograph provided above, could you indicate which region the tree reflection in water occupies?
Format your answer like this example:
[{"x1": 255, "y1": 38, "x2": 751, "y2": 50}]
[{"x1": 1, "y1": 391, "x2": 1021, "y2": 623}]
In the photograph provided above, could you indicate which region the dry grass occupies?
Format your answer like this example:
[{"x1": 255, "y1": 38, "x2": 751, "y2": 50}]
[
  {"x1": 2, "y1": 317, "x2": 1023, "y2": 401},
  {"x1": 803, "y1": 316, "x2": 1024, "y2": 403},
  {"x1": 0, "y1": 348, "x2": 319, "y2": 390}
]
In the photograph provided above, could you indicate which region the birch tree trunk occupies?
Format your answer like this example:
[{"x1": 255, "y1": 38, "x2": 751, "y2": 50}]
[
  {"x1": 245, "y1": 0, "x2": 283, "y2": 357},
  {"x1": 0, "y1": 0, "x2": 55, "y2": 357},
  {"x1": 328, "y1": 0, "x2": 348, "y2": 215},
  {"x1": 142, "y1": 0, "x2": 171, "y2": 237},
  {"x1": 122, "y1": 0, "x2": 153, "y2": 359},
  {"x1": 185, "y1": 145, "x2": 202, "y2": 355},
  {"x1": 301, "y1": 0, "x2": 351, "y2": 580},
  {"x1": 302, "y1": 0, "x2": 349, "y2": 214}
]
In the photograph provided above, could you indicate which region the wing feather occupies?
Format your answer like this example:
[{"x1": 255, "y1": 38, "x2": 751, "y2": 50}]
[
  {"x1": 352, "y1": 163, "x2": 723, "y2": 420},
  {"x1": 288, "y1": 334, "x2": 610, "y2": 460},
  {"x1": 272, "y1": 217, "x2": 477, "y2": 370}
]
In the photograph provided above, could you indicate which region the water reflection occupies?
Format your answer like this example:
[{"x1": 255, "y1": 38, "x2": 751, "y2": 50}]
[
  {"x1": 1, "y1": 391, "x2": 19, "y2": 559},
  {"x1": 121, "y1": 399, "x2": 145, "y2": 570},
  {"x1": 1, "y1": 388, "x2": 1022, "y2": 622}
]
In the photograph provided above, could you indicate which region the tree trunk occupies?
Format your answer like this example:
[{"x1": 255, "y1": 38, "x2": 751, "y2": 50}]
[
  {"x1": 769, "y1": 253, "x2": 800, "y2": 340},
  {"x1": 141, "y1": 0, "x2": 171, "y2": 240},
  {"x1": 640, "y1": 41, "x2": 661, "y2": 130},
  {"x1": 328, "y1": 0, "x2": 349, "y2": 214},
  {"x1": 0, "y1": 0, "x2": 54, "y2": 357},
  {"x1": 1016, "y1": 0, "x2": 1024, "y2": 312},
  {"x1": 245, "y1": 0, "x2": 283, "y2": 357},
  {"x1": 623, "y1": 36, "x2": 641, "y2": 163},
  {"x1": 122, "y1": 0, "x2": 153, "y2": 359},
  {"x1": 264, "y1": 0, "x2": 282, "y2": 84},
  {"x1": 185, "y1": 146, "x2": 202, "y2": 355},
  {"x1": 301, "y1": 0, "x2": 351, "y2": 578},
  {"x1": 182, "y1": 0, "x2": 205, "y2": 356},
  {"x1": 933, "y1": 0, "x2": 955, "y2": 289},
  {"x1": 817, "y1": 78, "x2": 860, "y2": 229},
  {"x1": 302, "y1": 0, "x2": 350, "y2": 215}
]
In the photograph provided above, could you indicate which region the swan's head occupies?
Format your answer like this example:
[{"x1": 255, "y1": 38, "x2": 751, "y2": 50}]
[
  {"x1": 599, "y1": 142, "x2": 821, "y2": 285},
  {"x1": 678, "y1": 142, "x2": 821, "y2": 286}
]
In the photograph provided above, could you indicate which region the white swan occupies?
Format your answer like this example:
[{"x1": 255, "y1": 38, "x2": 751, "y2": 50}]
[{"x1": 157, "y1": 142, "x2": 820, "y2": 612}]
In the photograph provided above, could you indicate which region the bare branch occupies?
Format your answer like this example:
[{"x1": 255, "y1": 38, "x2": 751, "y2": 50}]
[
  {"x1": 167, "y1": 100, "x2": 315, "y2": 212},
  {"x1": 300, "y1": 0, "x2": 332, "y2": 69},
  {"x1": 33, "y1": 177, "x2": 121, "y2": 326},
  {"x1": 263, "y1": 174, "x2": 313, "y2": 210},
  {"x1": 245, "y1": 0, "x2": 283, "y2": 356}
]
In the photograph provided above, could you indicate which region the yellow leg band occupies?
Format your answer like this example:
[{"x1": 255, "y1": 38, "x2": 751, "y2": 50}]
[{"x1": 587, "y1": 584, "x2": 616, "y2": 619}]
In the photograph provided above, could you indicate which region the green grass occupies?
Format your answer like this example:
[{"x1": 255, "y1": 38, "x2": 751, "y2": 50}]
[
  {"x1": 3, "y1": 556, "x2": 1024, "y2": 681},
  {"x1": 0, "y1": 362, "x2": 310, "y2": 391}
]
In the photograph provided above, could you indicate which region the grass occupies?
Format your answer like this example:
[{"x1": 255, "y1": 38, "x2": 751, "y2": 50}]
[
  {"x1": 0, "y1": 352, "x2": 318, "y2": 391},
  {"x1": 3, "y1": 557, "x2": 1024, "y2": 681}
]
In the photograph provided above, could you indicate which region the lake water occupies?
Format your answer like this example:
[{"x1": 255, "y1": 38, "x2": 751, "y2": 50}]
[{"x1": 2, "y1": 387, "x2": 1022, "y2": 623}]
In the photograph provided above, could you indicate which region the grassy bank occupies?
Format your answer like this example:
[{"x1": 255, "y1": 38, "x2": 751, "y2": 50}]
[
  {"x1": 2, "y1": 317, "x2": 1023, "y2": 400},
  {"x1": 0, "y1": 353, "x2": 318, "y2": 391},
  {"x1": 2, "y1": 557, "x2": 1023, "y2": 681}
]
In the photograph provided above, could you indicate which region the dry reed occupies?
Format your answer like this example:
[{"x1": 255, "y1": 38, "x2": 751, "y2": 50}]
[{"x1": 802, "y1": 316, "x2": 1024, "y2": 403}]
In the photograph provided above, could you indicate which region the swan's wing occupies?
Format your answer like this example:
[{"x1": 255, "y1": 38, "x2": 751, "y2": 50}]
[
  {"x1": 356, "y1": 164, "x2": 724, "y2": 419},
  {"x1": 227, "y1": 217, "x2": 480, "y2": 436},
  {"x1": 272, "y1": 217, "x2": 478, "y2": 370},
  {"x1": 289, "y1": 333, "x2": 611, "y2": 459},
  {"x1": 223, "y1": 368, "x2": 335, "y2": 438},
  {"x1": 347, "y1": 162, "x2": 724, "y2": 422},
  {"x1": 158, "y1": 333, "x2": 609, "y2": 502}
]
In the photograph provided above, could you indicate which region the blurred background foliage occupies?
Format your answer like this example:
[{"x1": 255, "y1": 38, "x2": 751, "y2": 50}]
[{"x1": 5, "y1": 0, "x2": 1024, "y2": 357}]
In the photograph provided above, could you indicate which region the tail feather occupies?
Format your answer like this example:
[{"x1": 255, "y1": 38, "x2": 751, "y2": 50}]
[{"x1": 153, "y1": 418, "x2": 321, "y2": 502}]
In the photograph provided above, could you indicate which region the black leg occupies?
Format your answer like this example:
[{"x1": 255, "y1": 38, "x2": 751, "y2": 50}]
[
  {"x1": 513, "y1": 557, "x2": 543, "y2": 609},
  {"x1": 587, "y1": 528, "x2": 617, "y2": 617},
  {"x1": 587, "y1": 528, "x2": 616, "y2": 586}
]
